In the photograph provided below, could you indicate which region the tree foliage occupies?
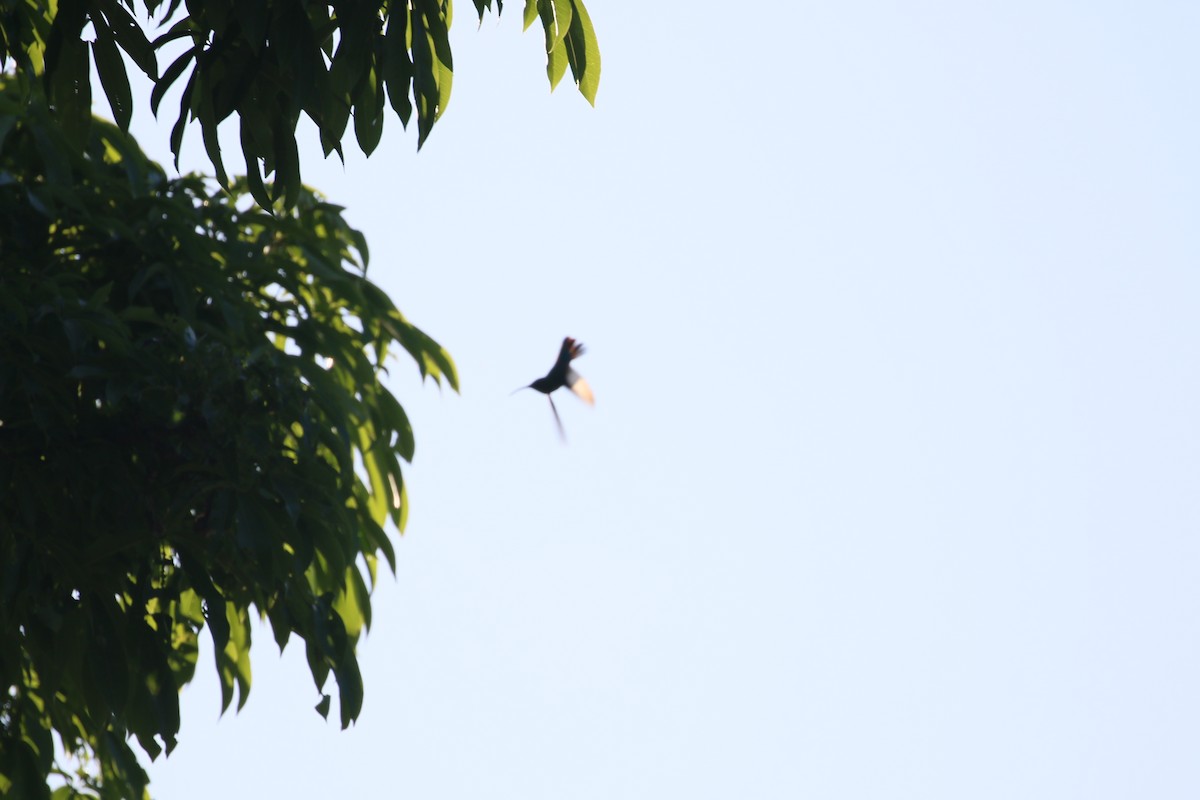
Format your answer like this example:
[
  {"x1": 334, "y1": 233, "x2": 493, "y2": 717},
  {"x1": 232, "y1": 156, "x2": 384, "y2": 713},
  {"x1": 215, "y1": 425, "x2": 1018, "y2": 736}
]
[
  {"x1": 0, "y1": 74, "x2": 462, "y2": 798},
  {"x1": 0, "y1": 2, "x2": 601, "y2": 795},
  {"x1": 0, "y1": 0, "x2": 601, "y2": 209}
]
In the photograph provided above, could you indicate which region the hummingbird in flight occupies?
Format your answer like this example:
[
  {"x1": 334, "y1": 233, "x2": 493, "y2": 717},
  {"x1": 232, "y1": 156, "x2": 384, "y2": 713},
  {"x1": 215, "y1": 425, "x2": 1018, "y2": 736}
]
[{"x1": 515, "y1": 337, "x2": 594, "y2": 439}]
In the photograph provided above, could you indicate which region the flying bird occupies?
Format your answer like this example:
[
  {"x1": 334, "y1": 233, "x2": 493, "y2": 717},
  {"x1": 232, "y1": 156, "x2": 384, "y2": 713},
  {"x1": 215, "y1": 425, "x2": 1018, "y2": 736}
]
[{"x1": 515, "y1": 336, "x2": 594, "y2": 439}]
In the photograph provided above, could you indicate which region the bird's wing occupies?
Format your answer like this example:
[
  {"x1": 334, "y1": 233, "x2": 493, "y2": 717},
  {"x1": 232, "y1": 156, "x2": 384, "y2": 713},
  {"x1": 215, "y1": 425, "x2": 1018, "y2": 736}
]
[
  {"x1": 553, "y1": 337, "x2": 586, "y2": 371},
  {"x1": 553, "y1": 337, "x2": 574, "y2": 371},
  {"x1": 567, "y1": 369, "x2": 595, "y2": 406},
  {"x1": 548, "y1": 396, "x2": 566, "y2": 441}
]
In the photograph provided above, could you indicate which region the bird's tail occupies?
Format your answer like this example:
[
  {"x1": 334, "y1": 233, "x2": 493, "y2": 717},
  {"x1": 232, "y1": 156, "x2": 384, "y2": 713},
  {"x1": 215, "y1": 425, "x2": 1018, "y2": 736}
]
[{"x1": 548, "y1": 396, "x2": 566, "y2": 442}]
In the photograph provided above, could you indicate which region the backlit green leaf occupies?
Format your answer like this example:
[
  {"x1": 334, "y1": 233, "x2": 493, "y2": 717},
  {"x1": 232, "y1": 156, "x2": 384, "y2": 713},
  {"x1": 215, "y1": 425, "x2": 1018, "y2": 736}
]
[{"x1": 564, "y1": 0, "x2": 601, "y2": 104}]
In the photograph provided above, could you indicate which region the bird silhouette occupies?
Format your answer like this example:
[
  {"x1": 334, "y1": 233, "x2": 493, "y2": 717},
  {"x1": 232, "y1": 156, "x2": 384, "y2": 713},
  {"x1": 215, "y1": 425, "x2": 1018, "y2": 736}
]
[{"x1": 515, "y1": 337, "x2": 594, "y2": 439}]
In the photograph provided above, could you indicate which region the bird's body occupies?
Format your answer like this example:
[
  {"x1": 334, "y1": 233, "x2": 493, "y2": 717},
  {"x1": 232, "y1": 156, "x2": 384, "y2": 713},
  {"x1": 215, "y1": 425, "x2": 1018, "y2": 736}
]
[{"x1": 518, "y1": 337, "x2": 594, "y2": 438}]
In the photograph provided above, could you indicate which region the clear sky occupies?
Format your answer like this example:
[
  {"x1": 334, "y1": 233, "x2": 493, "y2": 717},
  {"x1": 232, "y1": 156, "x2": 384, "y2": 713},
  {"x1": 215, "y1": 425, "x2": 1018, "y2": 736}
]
[{"x1": 97, "y1": 1, "x2": 1200, "y2": 796}]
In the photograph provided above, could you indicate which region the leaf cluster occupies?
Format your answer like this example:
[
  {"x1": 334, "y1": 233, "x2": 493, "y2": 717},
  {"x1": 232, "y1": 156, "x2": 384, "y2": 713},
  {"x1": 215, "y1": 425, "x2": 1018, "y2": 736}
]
[
  {"x1": 0, "y1": 0, "x2": 600, "y2": 209},
  {"x1": 0, "y1": 77, "x2": 456, "y2": 799}
]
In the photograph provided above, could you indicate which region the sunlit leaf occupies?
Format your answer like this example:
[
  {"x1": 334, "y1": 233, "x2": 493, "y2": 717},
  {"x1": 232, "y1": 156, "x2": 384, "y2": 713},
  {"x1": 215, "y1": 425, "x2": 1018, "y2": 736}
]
[{"x1": 564, "y1": 0, "x2": 601, "y2": 104}]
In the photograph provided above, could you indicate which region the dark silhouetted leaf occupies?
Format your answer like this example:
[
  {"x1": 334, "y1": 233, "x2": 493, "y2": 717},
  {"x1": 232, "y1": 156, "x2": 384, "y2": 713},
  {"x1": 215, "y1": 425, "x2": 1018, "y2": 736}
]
[{"x1": 91, "y1": 26, "x2": 133, "y2": 130}]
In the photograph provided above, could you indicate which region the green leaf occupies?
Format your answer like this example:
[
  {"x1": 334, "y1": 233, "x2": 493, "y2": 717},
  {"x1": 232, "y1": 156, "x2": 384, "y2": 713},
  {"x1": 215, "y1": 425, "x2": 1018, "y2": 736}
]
[
  {"x1": 195, "y1": 88, "x2": 229, "y2": 188},
  {"x1": 470, "y1": 0, "x2": 498, "y2": 21},
  {"x1": 384, "y1": 313, "x2": 460, "y2": 390},
  {"x1": 397, "y1": 477, "x2": 410, "y2": 533},
  {"x1": 352, "y1": 67, "x2": 385, "y2": 156},
  {"x1": 335, "y1": 655, "x2": 363, "y2": 728},
  {"x1": 240, "y1": 119, "x2": 273, "y2": 209},
  {"x1": 410, "y1": 7, "x2": 440, "y2": 147},
  {"x1": 377, "y1": 389, "x2": 415, "y2": 461},
  {"x1": 360, "y1": 430, "x2": 394, "y2": 528},
  {"x1": 151, "y1": 45, "x2": 197, "y2": 117},
  {"x1": 99, "y1": 0, "x2": 158, "y2": 79},
  {"x1": 425, "y1": 0, "x2": 455, "y2": 120},
  {"x1": 318, "y1": 85, "x2": 352, "y2": 157},
  {"x1": 83, "y1": 599, "x2": 131, "y2": 719},
  {"x1": 546, "y1": 35, "x2": 569, "y2": 89},
  {"x1": 48, "y1": 34, "x2": 91, "y2": 150},
  {"x1": 546, "y1": 0, "x2": 573, "y2": 46},
  {"x1": 564, "y1": 0, "x2": 601, "y2": 104},
  {"x1": 273, "y1": 121, "x2": 302, "y2": 208},
  {"x1": 382, "y1": 4, "x2": 414, "y2": 127},
  {"x1": 216, "y1": 604, "x2": 253, "y2": 713},
  {"x1": 91, "y1": 27, "x2": 133, "y2": 130},
  {"x1": 233, "y1": 1, "x2": 270, "y2": 54},
  {"x1": 169, "y1": 72, "x2": 196, "y2": 169},
  {"x1": 333, "y1": 566, "x2": 369, "y2": 639},
  {"x1": 538, "y1": 0, "x2": 572, "y2": 89},
  {"x1": 361, "y1": 502, "x2": 397, "y2": 569}
]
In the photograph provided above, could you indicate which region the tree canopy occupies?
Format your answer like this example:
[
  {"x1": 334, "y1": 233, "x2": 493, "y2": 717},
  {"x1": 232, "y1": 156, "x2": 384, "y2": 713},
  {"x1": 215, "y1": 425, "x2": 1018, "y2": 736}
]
[
  {"x1": 0, "y1": 1, "x2": 600, "y2": 798},
  {"x1": 0, "y1": 0, "x2": 600, "y2": 209},
  {"x1": 0, "y1": 74, "x2": 457, "y2": 799}
]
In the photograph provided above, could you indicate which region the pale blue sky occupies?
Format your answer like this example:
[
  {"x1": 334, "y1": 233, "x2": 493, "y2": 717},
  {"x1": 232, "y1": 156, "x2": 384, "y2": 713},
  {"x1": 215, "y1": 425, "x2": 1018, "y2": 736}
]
[{"x1": 96, "y1": 1, "x2": 1200, "y2": 796}]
